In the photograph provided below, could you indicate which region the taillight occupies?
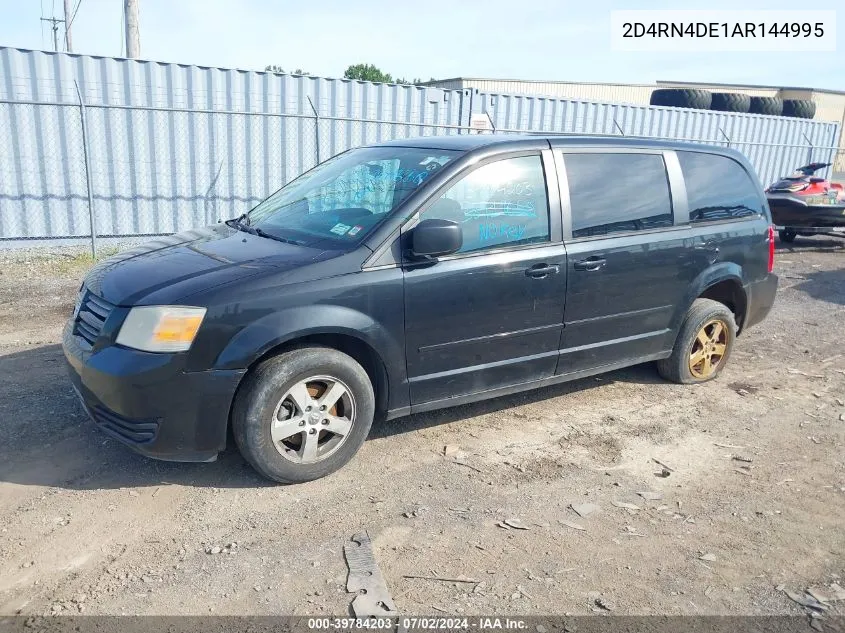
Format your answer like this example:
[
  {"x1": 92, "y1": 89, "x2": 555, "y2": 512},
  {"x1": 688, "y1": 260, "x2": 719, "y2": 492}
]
[{"x1": 767, "y1": 225, "x2": 775, "y2": 273}]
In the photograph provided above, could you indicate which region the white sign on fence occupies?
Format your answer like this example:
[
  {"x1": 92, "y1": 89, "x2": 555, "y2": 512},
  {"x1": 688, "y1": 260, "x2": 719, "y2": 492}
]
[{"x1": 470, "y1": 113, "x2": 494, "y2": 133}]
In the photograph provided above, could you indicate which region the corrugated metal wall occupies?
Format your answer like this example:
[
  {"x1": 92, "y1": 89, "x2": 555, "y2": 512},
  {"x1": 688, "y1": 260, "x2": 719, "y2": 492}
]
[
  {"x1": 438, "y1": 79, "x2": 657, "y2": 106},
  {"x1": 470, "y1": 91, "x2": 841, "y2": 186},
  {"x1": 0, "y1": 48, "x2": 467, "y2": 240},
  {"x1": 0, "y1": 47, "x2": 841, "y2": 243}
]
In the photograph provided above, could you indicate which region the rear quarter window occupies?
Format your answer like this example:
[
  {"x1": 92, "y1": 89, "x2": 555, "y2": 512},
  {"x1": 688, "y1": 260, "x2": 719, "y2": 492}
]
[
  {"x1": 564, "y1": 153, "x2": 674, "y2": 238},
  {"x1": 677, "y1": 151, "x2": 763, "y2": 223}
]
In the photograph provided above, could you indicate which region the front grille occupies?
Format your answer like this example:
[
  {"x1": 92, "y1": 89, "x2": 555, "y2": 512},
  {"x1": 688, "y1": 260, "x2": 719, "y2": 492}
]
[
  {"x1": 90, "y1": 405, "x2": 160, "y2": 444},
  {"x1": 73, "y1": 290, "x2": 115, "y2": 346}
]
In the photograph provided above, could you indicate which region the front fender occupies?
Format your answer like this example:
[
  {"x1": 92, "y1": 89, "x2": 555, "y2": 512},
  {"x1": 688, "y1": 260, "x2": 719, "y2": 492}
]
[
  {"x1": 212, "y1": 305, "x2": 406, "y2": 378},
  {"x1": 668, "y1": 262, "x2": 746, "y2": 336}
]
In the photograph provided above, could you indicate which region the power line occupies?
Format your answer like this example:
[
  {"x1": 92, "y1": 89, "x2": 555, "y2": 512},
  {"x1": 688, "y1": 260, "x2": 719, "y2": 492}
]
[
  {"x1": 68, "y1": 0, "x2": 82, "y2": 27},
  {"x1": 40, "y1": 16, "x2": 64, "y2": 52},
  {"x1": 39, "y1": 0, "x2": 65, "y2": 53}
]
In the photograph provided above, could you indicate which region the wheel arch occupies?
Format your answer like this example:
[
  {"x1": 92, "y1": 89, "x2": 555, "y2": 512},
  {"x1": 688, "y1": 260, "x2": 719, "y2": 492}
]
[
  {"x1": 698, "y1": 278, "x2": 747, "y2": 333},
  {"x1": 246, "y1": 332, "x2": 391, "y2": 419},
  {"x1": 671, "y1": 264, "x2": 748, "y2": 338},
  {"x1": 215, "y1": 305, "x2": 405, "y2": 424}
]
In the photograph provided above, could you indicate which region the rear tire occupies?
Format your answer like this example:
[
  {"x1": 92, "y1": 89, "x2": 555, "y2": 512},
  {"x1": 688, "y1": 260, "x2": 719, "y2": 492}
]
[
  {"x1": 779, "y1": 229, "x2": 797, "y2": 243},
  {"x1": 232, "y1": 346, "x2": 375, "y2": 484},
  {"x1": 657, "y1": 299, "x2": 736, "y2": 385}
]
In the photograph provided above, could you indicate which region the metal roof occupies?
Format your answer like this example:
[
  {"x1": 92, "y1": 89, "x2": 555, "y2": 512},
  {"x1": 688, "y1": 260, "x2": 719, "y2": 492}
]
[
  {"x1": 657, "y1": 80, "x2": 845, "y2": 96},
  {"x1": 380, "y1": 133, "x2": 739, "y2": 155},
  {"x1": 423, "y1": 77, "x2": 845, "y2": 96},
  {"x1": 420, "y1": 77, "x2": 656, "y2": 88}
]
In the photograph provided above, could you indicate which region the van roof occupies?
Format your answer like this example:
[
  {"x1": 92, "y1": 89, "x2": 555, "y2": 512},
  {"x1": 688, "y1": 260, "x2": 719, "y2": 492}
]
[{"x1": 378, "y1": 133, "x2": 732, "y2": 154}]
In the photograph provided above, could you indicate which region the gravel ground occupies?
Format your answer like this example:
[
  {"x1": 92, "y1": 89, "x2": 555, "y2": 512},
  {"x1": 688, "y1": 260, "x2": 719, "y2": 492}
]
[{"x1": 0, "y1": 237, "x2": 843, "y2": 618}]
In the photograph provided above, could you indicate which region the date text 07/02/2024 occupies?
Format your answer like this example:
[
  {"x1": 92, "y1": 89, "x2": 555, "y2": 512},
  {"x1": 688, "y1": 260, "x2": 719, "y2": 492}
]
[{"x1": 306, "y1": 617, "x2": 529, "y2": 630}]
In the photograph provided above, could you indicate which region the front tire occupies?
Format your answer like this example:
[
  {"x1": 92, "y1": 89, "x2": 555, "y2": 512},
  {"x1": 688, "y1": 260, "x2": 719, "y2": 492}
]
[
  {"x1": 657, "y1": 299, "x2": 736, "y2": 385},
  {"x1": 232, "y1": 347, "x2": 375, "y2": 484}
]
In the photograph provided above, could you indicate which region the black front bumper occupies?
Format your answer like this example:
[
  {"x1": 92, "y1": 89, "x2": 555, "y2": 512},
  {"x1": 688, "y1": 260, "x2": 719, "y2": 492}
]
[{"x1": 63, "y1": 321, "x2": 246, "y2": 462}]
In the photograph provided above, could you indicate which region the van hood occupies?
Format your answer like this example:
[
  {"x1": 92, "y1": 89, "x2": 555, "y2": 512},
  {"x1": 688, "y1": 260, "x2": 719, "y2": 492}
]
[{"x1": 84, "y1": 225, "x2": 334, "y2": 306}]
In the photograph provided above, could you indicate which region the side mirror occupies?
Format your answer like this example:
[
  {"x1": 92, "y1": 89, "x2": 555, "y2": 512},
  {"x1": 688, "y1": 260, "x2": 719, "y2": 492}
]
[{"x1": 411, "y1": 219, "x2": 462, "y2": 258}]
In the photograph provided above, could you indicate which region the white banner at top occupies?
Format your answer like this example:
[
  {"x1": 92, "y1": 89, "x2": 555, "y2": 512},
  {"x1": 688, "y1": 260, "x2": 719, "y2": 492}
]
[{"x1": 611, "y1": 10, "x2": 837, "y2": 52}]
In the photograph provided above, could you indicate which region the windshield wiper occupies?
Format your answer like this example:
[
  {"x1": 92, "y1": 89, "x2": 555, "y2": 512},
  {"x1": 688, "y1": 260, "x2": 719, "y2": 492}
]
[
  {"x1": 253, "y1": 227, "x2": 303, "y2": 246},
  {"x1": 226, "y1": 214, "x2": 303, "y2": 245},
  {"x1": 225, "y1": 213, "x2": 254, "y2": 233}
]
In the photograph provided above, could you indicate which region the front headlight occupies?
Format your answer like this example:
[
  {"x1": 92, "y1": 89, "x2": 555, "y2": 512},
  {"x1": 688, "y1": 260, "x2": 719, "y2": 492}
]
[{"x1": 116, "y1": 306, "x2": 207, "y2": 353}]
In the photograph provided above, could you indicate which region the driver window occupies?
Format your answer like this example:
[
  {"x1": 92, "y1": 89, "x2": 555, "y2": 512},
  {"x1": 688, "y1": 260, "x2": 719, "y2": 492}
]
[{"x1": 420, "y1": 155, "x2": 550, "y2": 254}]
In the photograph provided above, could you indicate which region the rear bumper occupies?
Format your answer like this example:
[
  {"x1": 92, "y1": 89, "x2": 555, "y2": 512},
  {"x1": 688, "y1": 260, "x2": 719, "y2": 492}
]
[
  {"x1": 744, "y1": 273, "x2": 778, "y2": 331},
  {"x1": 63, "y1": 321, "x2": 245, "y2": 462}
]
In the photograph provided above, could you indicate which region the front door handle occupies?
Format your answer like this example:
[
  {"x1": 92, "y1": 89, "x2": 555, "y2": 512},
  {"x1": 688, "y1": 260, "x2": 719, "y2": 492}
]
[
  {"x1": 525, "y1": 263, "x2": 560, "y2": 278},
  {"x1": 573, "y1": 257, "x2": 606, "y2": 271}
]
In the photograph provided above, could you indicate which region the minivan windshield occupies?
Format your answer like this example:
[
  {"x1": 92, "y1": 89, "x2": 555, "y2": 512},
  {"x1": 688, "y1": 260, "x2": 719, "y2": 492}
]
[{"x1": 246, "y1": 146, "x2": 460, "y2": 248}]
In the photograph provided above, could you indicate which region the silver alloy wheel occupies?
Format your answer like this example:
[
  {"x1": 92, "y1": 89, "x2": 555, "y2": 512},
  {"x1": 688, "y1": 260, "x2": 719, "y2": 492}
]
[{"x1": 270, "y1": 375, "x2": 356, "y2": 464}]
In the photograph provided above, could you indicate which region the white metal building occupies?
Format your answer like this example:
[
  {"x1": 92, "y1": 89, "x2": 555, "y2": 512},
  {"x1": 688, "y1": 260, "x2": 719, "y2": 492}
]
[{"x1": 422, "y1": 78, "x2": 845, "y2": 174}]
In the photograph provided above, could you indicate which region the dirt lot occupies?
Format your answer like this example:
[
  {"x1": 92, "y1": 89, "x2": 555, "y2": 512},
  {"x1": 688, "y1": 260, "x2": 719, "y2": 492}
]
[{"x1": 0, "y1": 238, "x2": 843, "y2": 618}]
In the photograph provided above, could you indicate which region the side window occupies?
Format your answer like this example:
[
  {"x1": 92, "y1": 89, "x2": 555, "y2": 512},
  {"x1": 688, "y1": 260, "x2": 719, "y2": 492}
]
[
  {"x1": 420, "y1": 156, "x2": 550, "y2": 254},
  {"x1": 564, "y1": 153, "x2": 674, "y2": 238},
  {"x1": 677, "y1": 151, "x2": 763, "y2": 223}
]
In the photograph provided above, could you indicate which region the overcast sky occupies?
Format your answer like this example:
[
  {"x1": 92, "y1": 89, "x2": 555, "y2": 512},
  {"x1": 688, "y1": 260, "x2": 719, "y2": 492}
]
[{"x1": 0, "y1": 0, "x2": 842, "y2": 89}]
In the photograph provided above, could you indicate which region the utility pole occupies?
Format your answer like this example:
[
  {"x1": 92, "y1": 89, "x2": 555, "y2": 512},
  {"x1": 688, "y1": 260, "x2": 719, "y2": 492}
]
[
  {"x1": 124, "y1": 0, "x2": 140, "y2": 58},
  {"x1": 63, "y1": 0, "x2": 73, "y2": 52},
  {"x1": 40, "y1": 17, "x2": 64, "y2": 52}
]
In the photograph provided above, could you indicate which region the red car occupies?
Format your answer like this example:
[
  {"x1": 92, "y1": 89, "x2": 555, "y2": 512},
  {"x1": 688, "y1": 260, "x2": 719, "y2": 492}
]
[{"x1": 766, "y1": 162, "x2": 845, "y2": 242}]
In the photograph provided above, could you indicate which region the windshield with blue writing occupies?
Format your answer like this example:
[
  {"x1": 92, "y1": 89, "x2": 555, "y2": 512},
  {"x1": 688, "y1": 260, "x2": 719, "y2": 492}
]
[{"x1": 247, "y1": 147, "x2": 459, "y2": 248}]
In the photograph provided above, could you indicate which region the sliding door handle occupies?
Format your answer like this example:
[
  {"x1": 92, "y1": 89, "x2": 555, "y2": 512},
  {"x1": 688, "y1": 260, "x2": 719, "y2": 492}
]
[{"x1": 573, "y1": 257, "x2": 606, "y2": 271}]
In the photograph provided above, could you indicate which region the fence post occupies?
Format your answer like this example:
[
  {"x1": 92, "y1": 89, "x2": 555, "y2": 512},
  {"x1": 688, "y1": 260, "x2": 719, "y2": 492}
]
[
  {"x1": 306, "y1": 96, "x2": 320, "y2": 164},
  {"x1": 74, "y1": 80, "x2": 97, "y2": 259},
  {"x1": 802, "y1": 133, "x2": 814, "y2": 164}
]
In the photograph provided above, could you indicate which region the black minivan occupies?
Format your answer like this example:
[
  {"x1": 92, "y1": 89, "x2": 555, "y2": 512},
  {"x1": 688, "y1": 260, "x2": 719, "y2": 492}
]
[{"x1": 63, "y1": 135, "x2": 778, "y2": 483}]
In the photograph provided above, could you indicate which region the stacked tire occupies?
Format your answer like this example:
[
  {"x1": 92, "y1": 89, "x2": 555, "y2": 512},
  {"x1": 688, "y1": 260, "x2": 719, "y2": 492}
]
[
  {"x1": 710, "y1": 92, "x2": 751, "y2": 113},
  {"x1": 783, "y1": 99, "x2": 816, "y2": 119},
  {"x1": 749, "y1": 96, "x2": 783, "y2": 116},
  {"x1": 649, "y1": 89, "x2": 712, "y2": 110},
  {"x1": 649, "y1": 88, "x2": 815, "y2": 119}
]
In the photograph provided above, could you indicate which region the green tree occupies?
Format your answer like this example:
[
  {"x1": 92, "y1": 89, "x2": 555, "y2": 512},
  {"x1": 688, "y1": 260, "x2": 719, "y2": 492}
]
[
  {"x1": 396, "y1": 77, "x2": 437, "y2": 85},
  {"x1": 343, "y1": 63, "x2": 393, "y2": 83},
  {"x1": 264, "y1": 65, "x2": 310, "y2": 75}
]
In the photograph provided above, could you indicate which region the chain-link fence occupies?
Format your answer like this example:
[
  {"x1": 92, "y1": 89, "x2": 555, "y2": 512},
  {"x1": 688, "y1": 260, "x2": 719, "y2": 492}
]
[
  {"x1": 0, "y1": 100, "x2": 91, "y2": 242},
  {"x1": 833, "y1": 150, "x2": 845, "y2": 183},
  {"x1": 0, "y1": 93, "x2": 842, "y2": 256}
]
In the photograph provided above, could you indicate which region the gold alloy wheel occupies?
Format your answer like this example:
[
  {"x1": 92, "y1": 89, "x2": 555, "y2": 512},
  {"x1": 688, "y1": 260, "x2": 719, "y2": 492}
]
[{"x1": 688, "y1": 319, "x2": 728, "y2": 379}]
